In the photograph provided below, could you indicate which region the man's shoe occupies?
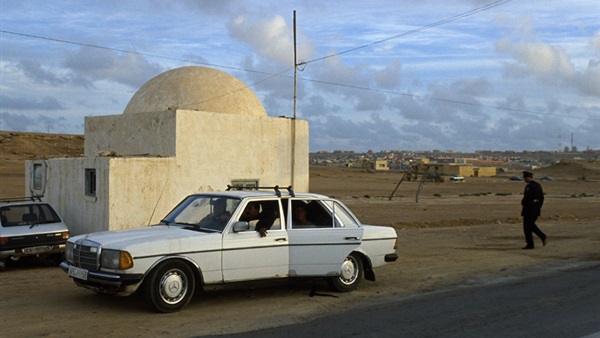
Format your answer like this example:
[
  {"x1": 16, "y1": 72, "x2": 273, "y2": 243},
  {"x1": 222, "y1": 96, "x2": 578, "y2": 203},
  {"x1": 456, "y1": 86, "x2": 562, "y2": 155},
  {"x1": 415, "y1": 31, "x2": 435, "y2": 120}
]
[
  {"x1": 522, "y1": 246, "x2": 534, "y2": 250},
  {"x1": 543, "y1": 238, "x2": 548, "y2": 246}
]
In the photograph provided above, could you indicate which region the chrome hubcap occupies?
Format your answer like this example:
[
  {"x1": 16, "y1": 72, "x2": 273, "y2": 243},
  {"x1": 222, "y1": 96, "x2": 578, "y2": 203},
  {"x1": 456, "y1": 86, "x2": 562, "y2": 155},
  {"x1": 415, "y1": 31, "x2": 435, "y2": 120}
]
[
  {"x1": 159, "y1": 269, "x2": 187, "y2": 304},
  {"x1": 339, "y1": 257, "x2": 357, "y2": 284}
]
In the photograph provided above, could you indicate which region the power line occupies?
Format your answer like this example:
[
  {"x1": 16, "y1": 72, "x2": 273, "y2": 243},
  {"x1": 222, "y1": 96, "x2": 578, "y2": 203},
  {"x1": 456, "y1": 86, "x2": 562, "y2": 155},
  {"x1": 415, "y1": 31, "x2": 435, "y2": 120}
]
[
  {"x1": 178, "y1": 66, "x2": 293, "y2": 110},
  {"x1": 0, "y1": 1, "x2": 513, "y2": 79},
  {"x1": 1, "y1": 0, "x2": 594, "y2": 122},
  {"x1": 0, "y1": 29, "x2": 278, "y2": 78},
  {"x1": 0, "y1": 28, "x2": 295, "y2": 108},
  {"x1": 303, "y1": 0, "x2": 513, "y2": 65},
  {"x1": 294, "y1": 77, "x2": 598, "y2": 121}
]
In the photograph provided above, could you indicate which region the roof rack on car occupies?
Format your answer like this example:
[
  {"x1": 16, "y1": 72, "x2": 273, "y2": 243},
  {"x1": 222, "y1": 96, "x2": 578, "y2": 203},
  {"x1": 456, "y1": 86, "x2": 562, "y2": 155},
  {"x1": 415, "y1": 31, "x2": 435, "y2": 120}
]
[
  {"x1": 226, "y1": 185, "x2": 295, "y2": 197},
  {"x1": 0, "y1": 195, "x2": 44, "y2": 203}
]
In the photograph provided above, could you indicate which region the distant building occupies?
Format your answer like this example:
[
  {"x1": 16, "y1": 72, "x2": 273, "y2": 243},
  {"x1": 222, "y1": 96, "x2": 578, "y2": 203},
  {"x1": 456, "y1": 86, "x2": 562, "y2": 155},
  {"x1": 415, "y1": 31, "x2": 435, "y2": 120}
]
[
  {"x1": 435, "y1": 163, "x2": 496, "y2": 177},
  {"x1": 351, "y1": 157, "x2": 389, "y2": 170},
  {"x1": 26, "y1": 66, "x2": 309, "y2": 235}
]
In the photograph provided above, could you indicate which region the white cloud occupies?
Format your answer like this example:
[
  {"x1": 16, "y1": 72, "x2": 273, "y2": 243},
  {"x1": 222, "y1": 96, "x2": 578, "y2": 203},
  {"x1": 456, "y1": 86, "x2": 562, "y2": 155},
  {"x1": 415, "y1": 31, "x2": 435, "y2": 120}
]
[
  {"x1": 0, "y1": 95, "x2": 65, "y2": 111},
  {"x1": 64, "y1": 47, "x2": 164, "y2": 88},
  {"x1": 227, "y1": 14, "x2": 314, "y2": 66},
  {"x1": 511, "y1": 42, "x2": 574, "y2": 81},
  {"x1": 1, "y1": 0, "x2": 598, "y2": 151},
  {"x1": 591, "y1": 31, "x2": 600, "y2": 50},
  {"x1": 374, "y1": 59, "x2": 402, "y2": 89}
]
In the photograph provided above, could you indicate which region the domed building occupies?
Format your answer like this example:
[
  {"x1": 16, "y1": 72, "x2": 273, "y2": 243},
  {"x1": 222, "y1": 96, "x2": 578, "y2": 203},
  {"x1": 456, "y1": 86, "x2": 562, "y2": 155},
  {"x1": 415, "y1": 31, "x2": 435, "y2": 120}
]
[
  {"x1": 122, "y1": 66, "x2": 267, "y2": 116},
  {"x1": 26, "y1": 66, "x2": 308, "y2": 235}
]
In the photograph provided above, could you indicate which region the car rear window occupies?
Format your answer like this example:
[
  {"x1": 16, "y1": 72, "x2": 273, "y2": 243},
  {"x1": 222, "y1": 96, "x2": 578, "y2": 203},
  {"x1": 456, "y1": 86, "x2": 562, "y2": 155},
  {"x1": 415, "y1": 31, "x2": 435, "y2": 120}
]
[{"x1": 0, "y1": 204, "x2": 62, "y2": 227}]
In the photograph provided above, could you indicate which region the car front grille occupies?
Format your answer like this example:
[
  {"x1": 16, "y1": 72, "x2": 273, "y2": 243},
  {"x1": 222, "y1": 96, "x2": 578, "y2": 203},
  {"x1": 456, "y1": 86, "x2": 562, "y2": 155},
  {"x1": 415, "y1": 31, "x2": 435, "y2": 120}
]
[{"x1": 73, "y1": 240, "x2": 100, "y2": 271}]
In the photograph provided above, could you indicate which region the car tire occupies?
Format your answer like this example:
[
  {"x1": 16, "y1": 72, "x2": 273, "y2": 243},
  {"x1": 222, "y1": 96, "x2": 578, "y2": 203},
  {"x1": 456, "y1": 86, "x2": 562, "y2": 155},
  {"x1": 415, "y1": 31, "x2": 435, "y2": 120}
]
[
  {"x1": 143, "y1": 260, "x2": 195, "y2": 313},
  {"x1": 328, "y1": 253, "x2": 363, "y2": 292},
  {"x1": 52, "y1": 253, "x2": 65, "y2": 266}
]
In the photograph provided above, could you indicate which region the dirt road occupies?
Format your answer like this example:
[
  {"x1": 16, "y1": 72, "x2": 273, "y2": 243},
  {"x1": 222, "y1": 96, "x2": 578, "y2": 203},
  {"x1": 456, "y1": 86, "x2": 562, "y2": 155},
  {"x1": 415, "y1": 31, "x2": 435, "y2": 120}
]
[
  {"x1": 1, "y1": 133, "x2": 599, "y2": 337},
  {"x1": 1, "y1": 220, "x2": 599, "y2": 337}
]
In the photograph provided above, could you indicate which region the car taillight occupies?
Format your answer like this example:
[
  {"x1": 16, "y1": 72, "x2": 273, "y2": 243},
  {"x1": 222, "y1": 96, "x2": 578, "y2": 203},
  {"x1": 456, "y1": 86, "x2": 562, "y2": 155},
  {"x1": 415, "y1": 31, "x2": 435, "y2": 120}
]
[{"x1": 0, "y1": 237, "x2": 8, "y2": 246}]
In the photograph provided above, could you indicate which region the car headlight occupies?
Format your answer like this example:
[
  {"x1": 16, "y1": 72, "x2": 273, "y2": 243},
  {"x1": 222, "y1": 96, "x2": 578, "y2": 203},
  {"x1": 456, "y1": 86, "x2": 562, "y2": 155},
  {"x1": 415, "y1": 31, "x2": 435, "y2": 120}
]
[
  {"x1": 101, "y1": 249, "x2": 134, "y2": 270},
  {"x1": 65, "y1": 242, "x2": 74, "y2": 262}
]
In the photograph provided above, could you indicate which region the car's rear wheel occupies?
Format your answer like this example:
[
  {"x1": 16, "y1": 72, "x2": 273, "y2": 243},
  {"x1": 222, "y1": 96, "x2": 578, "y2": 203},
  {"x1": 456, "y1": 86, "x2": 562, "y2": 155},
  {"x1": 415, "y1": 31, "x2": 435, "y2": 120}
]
[
  {"x1": 328, "y1": 253, "x2": 363, "y2": 292},
  {"x1": 143, "y1": 260, "x2": 195, "y2": 313}
]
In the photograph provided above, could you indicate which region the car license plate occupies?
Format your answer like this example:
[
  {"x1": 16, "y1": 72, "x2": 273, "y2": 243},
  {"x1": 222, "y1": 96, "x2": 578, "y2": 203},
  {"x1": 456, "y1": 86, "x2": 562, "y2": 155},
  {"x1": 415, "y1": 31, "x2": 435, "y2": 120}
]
[
  {"x1": 68, "y1": 266, "x2": 89, "y2": 280},
  {"x1": 22, "y1": 245, "x2": 52, "y2": 255}
]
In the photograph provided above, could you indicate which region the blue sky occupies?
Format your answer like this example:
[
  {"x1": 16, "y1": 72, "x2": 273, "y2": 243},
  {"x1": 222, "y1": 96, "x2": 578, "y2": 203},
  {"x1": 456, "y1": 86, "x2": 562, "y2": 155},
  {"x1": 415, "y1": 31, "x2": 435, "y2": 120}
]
[{"x1": 1, "y1": 0, "x2": 599, "y2": 152}]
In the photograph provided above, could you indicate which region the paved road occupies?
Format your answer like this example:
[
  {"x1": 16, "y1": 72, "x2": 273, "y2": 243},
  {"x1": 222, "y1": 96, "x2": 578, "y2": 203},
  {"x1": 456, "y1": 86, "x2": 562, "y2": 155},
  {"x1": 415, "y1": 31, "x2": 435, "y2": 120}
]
[{"x1": 212, "y1": 264, "x2": 600, "y2": 338}]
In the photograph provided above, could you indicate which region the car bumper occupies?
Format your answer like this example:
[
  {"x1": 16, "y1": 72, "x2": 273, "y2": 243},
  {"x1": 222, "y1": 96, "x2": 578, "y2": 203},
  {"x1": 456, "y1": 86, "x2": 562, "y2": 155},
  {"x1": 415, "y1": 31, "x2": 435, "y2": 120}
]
[
  {"x1": 385, "y1": 253, "x2": 398, "y2": 262},
  {"x1": 59, "y1": 261, "x2": 144, "y2": 296},
  {"x1": 0, "y1": 243, "x2": 65, "y2": 260}
]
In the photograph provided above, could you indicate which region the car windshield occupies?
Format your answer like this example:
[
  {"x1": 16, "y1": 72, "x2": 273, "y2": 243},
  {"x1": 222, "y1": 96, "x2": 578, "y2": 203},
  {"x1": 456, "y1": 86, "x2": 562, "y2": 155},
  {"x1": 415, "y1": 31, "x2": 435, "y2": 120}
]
[
  {"x1": 0, "y1": 204, "x2": 62, "y2": 227},
  {"x1": 160, "y1": 195, "x2": 241, "y2": 232}
]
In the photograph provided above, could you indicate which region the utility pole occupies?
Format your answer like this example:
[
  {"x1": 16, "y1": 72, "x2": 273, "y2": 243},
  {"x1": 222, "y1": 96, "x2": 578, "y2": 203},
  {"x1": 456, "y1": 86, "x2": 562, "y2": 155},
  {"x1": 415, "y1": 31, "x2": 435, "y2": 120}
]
[
  {"x1": 291, "y1": 10, "x2": 297, "y2": 188},
  {"x1": 571, "y1": 133, "x2": 574, "y2": 152},
  {"x1": 293, "y1": 10, "x2": 298, "y2": 121}
]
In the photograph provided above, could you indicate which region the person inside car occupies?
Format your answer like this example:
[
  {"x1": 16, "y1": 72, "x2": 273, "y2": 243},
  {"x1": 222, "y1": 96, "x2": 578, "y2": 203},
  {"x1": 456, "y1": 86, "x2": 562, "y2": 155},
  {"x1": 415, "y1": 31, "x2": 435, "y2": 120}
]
[
  {"x1": 293, "y1": 204, "x2": 314, "y2": 228},
  {"x1": 254, "y1": 202, "x2": 279, "y2": 237},
  {"x1": 200, "y1": 198, "x2": 231, "y2": 229},
  {"x1": 240, "y1": 202, "x2": 260, "y2": 223}
]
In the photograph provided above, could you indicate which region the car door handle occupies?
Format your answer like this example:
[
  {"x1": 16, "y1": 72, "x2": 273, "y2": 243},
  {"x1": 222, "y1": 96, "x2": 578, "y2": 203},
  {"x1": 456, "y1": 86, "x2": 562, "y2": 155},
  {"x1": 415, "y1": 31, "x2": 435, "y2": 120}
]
[
  {"x1": 275, "y1": 237, "x2": 287, "y2": 242},
  {"x1": 344, "y1": 237, "x2": 360, "y2": 240}
]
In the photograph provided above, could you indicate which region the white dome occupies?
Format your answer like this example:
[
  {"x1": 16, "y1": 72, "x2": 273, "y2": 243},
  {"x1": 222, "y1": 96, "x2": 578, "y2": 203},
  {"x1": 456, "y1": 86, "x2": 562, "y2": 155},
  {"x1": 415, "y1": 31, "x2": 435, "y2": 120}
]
[{"x1": 123, "y1": 66, "x2": 267, "y2": 116}]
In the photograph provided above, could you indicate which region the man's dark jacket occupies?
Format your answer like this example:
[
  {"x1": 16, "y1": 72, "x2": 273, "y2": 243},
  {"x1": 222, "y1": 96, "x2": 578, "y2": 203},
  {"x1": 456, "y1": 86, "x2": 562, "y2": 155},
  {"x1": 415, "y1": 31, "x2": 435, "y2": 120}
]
[{"x1": 521, "y1": 180, "x2": 544, "y2": 217}]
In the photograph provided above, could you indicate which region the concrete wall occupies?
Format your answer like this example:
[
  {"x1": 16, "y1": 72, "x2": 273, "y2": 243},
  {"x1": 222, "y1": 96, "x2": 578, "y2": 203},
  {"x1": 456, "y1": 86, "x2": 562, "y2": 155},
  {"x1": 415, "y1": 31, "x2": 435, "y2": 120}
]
[
  {"x1": 174, "y1": 110, "x2": 308, "y2": 190},
  {"x1": 107, "y1": 157, "x2": 177, "y2": 230},
  {"x1": 26, "y1": 157, "x2": 110, "y2": 235},
  {"x1": 86, "y1": 109, "x2": 308, "y2": 191},
  {"x1": 473, "y1": 166, "x2": 496, "y2": 177},
  {"x1": 436, "y1": 164, "x2": 497, "y2": 177},
  {"x1": 26, "y1": 109, "x2": 309, "y2": 235},
  {"x1": 84, "y1": 110, "x2": 177, "y2": 157}
]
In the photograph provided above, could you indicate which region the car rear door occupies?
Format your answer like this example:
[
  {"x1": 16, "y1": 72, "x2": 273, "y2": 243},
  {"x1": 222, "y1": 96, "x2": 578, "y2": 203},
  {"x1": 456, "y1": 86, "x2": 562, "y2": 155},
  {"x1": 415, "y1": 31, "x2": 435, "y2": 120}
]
[{"x1": 286, "y1": 198, "x2": 363, "y2": 276}]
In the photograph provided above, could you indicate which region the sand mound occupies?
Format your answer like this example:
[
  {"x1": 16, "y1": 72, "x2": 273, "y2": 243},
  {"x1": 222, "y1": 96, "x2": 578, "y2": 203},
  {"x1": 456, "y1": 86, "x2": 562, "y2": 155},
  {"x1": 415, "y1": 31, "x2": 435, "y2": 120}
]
[
  {"x1": 537, "y1": 160, "x2": 600, "y2": 180},
  {"x1": 0, "y1": 131, "x2": 84, "y2": 161}
]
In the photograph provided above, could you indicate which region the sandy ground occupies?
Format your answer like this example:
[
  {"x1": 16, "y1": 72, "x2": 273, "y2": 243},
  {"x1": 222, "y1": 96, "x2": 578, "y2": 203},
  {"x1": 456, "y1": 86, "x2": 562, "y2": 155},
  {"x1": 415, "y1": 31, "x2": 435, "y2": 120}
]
[{"x1": 1, "y1": 132, "x2": 599, "y2": 337}]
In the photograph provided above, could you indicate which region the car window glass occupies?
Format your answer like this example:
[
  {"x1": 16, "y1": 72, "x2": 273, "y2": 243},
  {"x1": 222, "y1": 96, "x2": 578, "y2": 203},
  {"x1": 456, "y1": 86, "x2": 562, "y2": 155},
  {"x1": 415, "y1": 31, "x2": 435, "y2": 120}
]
[
  {"x1": 0, "y1": 204, "x2": 61, "y2": 227},
  {"x1": 323, "y1": 200, "x2": 360, "y2": 227},
  {"x1": 291, "y1": 199, "x2": 333, "y2": 228},
  {"x1": 38, "y1": 204, "x2": 61, "y2": 223},
  {"x1": 290, "y1": 199, "x2": 360, "y2": 229},
  {"x1": 259, "y1": 200, "x2": 281, "y2": 231},
  {"x1": 236, "y1": 200, "x2": 282, "y2": 232},
  {"x1": 165, "y1": 196, "x2": 240, "y2": 232}
]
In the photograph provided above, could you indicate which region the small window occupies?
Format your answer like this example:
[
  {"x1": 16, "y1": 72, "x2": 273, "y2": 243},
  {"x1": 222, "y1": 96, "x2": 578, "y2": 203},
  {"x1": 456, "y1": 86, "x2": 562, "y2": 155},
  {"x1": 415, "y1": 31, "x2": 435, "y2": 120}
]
[
  {"x1": 33, "y1": 163, "x2": 44, "y2": 190},
  {"x1": 85, "y1": 169, "x2": 96, "y2": 196}
]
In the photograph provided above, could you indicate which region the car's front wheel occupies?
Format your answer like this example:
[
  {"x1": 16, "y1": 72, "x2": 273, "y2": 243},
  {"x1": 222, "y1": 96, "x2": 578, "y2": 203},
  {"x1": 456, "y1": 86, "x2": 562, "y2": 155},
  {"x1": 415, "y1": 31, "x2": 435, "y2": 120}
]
[
  {"x1": 328, "y1": 253, "x2": 363, "y2": 292},
  {"x1": 143, "y1": 260, "x2": 195, "y2": 313},
  {"x1": 52, "y1": 253, "x2": 65, "y2": 266}
]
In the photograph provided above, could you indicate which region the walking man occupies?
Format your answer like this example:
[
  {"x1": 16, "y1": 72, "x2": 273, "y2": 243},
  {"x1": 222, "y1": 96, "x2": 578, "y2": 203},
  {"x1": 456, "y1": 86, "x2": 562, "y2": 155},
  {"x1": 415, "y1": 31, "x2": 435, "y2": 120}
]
[{"x1": 521, "y1": 171, "x2": 547, "y2": 249}]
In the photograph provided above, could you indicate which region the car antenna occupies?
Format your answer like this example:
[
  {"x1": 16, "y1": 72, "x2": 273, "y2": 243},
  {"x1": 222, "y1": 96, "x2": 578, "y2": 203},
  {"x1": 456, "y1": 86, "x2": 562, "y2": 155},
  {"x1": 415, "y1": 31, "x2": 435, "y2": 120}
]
[{"x1": 148, "y1": 179, "x2": 169, "y2": 226}]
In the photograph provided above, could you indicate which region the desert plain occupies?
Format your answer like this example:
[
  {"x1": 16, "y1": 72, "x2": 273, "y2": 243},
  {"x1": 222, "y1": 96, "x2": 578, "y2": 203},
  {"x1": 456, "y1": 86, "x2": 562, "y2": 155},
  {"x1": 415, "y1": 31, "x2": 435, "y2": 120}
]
[{"x1": 0, "y1": 131, "x2": 599, "y2": 337}]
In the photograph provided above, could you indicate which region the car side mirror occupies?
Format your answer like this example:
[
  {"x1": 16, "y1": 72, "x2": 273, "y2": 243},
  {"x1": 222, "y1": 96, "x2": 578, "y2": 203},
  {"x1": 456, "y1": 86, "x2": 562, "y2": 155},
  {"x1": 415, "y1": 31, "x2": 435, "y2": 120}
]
[{"x1": 233, "y1": 221, "x2": 250, "y2": 233}]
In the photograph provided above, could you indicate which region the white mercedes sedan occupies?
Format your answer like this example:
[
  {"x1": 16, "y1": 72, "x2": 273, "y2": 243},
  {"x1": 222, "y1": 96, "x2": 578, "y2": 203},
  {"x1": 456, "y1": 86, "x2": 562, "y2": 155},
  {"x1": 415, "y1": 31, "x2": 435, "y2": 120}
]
[{"x1": 60, "y1": 187, "x2": 398, "y2": 312}]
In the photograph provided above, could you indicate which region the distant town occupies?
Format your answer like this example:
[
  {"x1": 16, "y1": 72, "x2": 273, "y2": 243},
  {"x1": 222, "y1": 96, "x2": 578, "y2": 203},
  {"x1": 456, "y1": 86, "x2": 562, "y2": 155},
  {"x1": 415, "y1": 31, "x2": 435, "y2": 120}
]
[{"x1": 310, "y1": 147, "x2": 600, "y2": 175}]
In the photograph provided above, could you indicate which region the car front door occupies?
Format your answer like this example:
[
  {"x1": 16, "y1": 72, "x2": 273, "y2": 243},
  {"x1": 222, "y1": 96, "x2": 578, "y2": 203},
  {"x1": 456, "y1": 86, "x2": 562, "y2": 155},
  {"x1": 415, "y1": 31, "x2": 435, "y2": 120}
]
[
  {"x1": 221, "y1": 199, "x2": 289, "y2": 282},
  {"x1": 286, "y1": 198, "x2": 363, "y2": 276}
]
